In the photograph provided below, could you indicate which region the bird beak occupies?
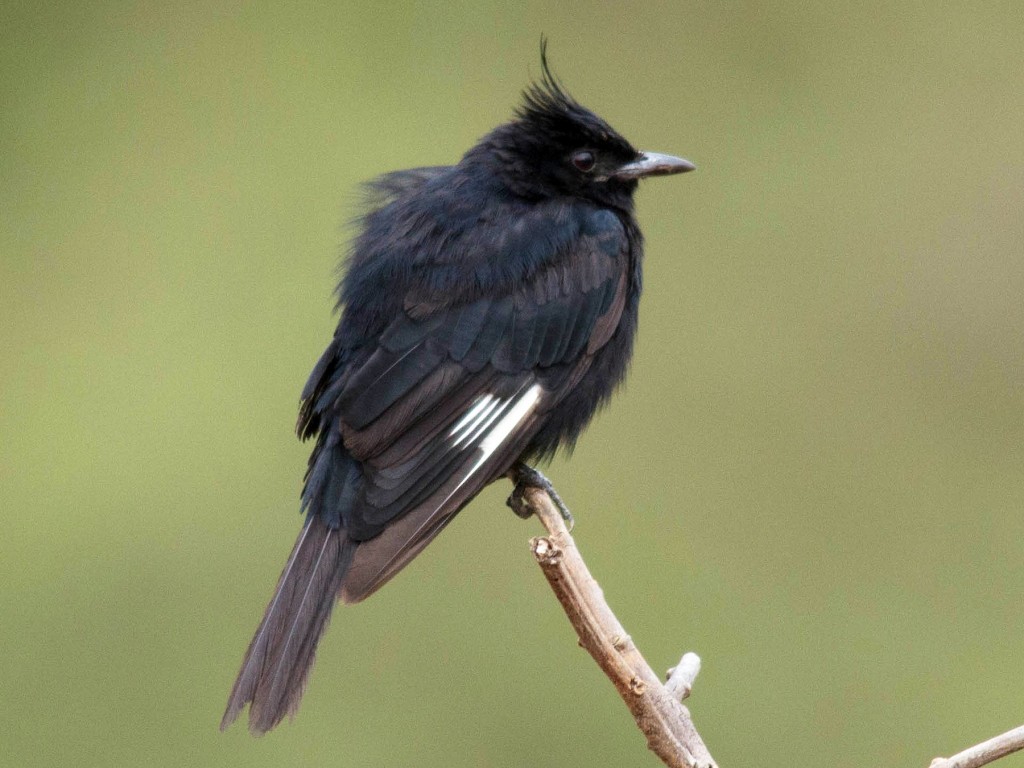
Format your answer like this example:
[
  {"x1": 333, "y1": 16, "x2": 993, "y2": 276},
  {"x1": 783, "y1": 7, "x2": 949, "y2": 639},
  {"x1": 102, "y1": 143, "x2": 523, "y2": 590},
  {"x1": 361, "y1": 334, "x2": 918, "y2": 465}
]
[{"x1": 612, "y1": 152, "x2": 696, "y2": 180}]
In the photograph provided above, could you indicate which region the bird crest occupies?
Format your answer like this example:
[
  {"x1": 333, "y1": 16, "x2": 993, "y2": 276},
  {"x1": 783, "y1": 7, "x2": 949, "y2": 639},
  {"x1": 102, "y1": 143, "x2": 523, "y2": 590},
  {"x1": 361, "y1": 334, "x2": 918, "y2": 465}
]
[{"x1": 515, "y1": 39, "x2": 637, "y2": 159}]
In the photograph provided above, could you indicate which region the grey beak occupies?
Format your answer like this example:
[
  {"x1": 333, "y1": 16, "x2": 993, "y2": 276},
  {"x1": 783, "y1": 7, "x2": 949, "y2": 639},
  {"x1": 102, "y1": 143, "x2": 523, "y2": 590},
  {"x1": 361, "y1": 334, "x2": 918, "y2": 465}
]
[{"x1": 612, "y1": 151, "x2": 696, "y2": 180}]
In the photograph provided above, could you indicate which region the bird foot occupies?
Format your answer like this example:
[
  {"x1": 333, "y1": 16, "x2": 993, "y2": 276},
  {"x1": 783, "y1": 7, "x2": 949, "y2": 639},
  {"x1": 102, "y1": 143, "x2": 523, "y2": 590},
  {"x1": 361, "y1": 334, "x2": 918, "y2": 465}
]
[{"x1": 506, "y1": 462, "x2": 575, "y2": 531}]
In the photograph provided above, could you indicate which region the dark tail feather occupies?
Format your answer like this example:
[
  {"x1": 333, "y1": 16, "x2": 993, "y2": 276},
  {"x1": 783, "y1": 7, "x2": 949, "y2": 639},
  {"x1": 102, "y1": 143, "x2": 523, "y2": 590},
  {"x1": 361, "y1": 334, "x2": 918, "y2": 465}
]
[{"x1": 221, "y1": 515, "x2": 354, "y2": 734}]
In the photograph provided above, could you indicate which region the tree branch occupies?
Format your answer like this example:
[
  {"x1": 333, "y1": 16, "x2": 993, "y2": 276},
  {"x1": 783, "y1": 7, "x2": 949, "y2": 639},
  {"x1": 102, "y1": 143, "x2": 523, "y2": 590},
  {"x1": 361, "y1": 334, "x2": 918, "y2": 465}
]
[
  {"x1": 930, "y1": 725, "x2": 1024, "y2": 768},
  {"x1": 507, "y1": 483, "x2": 1024, "y2": 768},
  {"x1": 512, "y1": 485, "x2": 717, "y2": 768}
]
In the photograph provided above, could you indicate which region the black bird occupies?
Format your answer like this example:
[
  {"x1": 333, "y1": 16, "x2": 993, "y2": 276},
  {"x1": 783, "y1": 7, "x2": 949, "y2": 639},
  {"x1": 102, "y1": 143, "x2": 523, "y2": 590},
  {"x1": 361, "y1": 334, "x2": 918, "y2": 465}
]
[{"x1": 222, "y1": 48, "x2": 694, "y2": 734}]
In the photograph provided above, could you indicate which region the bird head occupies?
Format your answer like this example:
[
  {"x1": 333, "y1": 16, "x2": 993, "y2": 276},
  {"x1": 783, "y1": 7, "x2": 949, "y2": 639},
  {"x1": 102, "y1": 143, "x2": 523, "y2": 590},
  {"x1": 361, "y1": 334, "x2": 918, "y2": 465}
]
[{"x1": 467, "y1": 42, "x2": 694, "y2": 208}]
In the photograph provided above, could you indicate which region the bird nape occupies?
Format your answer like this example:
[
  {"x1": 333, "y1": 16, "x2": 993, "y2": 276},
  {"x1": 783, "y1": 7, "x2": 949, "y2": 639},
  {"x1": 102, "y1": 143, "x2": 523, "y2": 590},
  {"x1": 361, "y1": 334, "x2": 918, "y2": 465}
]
[{"x1": 221, "y1": 44, "x2": 694, "y2": 735}]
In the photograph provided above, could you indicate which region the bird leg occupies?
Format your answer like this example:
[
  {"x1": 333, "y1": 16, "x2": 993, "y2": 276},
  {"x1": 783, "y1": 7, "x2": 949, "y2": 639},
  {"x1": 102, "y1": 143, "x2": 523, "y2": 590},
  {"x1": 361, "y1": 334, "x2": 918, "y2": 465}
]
[{"x1": 506, "y1": 462, "x2": 575, "y2": 531}]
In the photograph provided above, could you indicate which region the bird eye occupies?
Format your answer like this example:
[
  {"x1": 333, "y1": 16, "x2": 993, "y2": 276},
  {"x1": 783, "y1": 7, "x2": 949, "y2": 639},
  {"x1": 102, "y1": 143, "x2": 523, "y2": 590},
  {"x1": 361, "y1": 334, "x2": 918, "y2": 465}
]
[{"x1": 571, "y1": 150, "x2": 596, "y2": 173}]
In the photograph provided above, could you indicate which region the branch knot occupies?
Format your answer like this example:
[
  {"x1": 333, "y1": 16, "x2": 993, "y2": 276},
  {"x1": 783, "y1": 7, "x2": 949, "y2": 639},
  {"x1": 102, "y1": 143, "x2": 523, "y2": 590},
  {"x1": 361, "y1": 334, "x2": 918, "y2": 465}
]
[
  {"x1": 531, "y1": 536, "x2": 563, "y2": 565},
  {"x1": 628, "y1": 676, "x2": 647, "y2": 695}
]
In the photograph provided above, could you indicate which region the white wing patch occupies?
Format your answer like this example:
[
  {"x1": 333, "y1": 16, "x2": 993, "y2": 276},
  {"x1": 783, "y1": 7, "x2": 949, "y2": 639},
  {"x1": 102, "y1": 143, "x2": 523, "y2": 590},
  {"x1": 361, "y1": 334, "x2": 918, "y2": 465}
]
[
  {"x1": 478, "y1": 385, "x2": 542, "y2": 456},
  {"x1": 448, "y1": 394, "x2": 496, "y2": 445},
  {"x1": 443, "y1": 383, "x2": 543, "y2": 500}
]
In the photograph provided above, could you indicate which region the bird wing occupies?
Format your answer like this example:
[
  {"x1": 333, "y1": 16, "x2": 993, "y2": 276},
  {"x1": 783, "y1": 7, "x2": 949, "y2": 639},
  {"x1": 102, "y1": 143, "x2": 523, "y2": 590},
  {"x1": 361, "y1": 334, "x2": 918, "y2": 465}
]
[{"x1": 305, "y1": 207, "x2": 630, "y2": 602}]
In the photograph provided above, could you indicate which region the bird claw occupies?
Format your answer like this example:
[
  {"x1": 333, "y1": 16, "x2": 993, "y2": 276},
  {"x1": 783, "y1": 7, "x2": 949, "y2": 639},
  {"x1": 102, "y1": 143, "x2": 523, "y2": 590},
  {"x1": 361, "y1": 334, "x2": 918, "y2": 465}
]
[{"x1": 506, "y1": 462, "x2": 575, "y2": 531}]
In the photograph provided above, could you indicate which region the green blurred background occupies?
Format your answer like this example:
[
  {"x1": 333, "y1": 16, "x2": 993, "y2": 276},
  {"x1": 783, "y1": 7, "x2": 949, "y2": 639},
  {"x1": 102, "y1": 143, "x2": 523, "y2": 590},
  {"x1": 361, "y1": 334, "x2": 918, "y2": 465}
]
[{"x1": 3, "y1": 2, "x2": 1023, "y2": 766}]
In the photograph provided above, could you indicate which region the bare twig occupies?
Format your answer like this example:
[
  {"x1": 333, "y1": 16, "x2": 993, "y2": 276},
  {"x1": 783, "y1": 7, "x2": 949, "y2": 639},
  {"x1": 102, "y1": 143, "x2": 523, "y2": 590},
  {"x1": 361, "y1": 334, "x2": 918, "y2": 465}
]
[
  {"x1": 666, "y1": 652, "x2": 702, "y2": 702},
  {"x1": 930, "y1": 725, "x2": 1024, "y2": 768},
  {"x1": 514, "y1": 485, "x2": 717, "y2": 768}
]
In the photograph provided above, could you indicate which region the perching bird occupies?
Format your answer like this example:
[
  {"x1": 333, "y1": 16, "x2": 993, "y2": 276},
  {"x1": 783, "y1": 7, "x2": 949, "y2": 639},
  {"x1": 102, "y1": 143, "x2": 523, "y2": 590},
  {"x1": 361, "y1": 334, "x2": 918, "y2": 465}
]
[{"x1": 221, "y1": 47, "x2": 694, "y2": 734}]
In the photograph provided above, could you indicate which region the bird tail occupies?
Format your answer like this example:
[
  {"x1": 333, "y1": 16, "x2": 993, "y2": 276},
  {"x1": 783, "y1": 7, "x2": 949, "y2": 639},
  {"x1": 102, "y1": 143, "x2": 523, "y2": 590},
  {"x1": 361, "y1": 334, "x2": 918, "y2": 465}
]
[{"x1": 220, "y1": 512, "x2": 355, "y2": 734}]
